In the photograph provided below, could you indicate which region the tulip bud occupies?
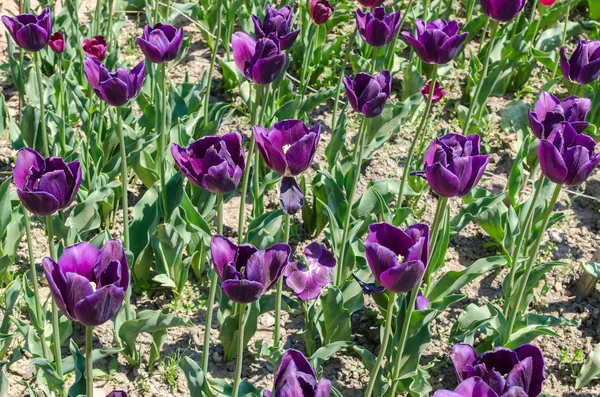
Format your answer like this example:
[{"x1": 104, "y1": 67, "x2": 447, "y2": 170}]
[
  {"x1": 560, "y1": 40, "x2": 600, "y2": 85},
  {"x1": 420, "y1": 80, "x2": 449, "y2": 104},
  {"x1": 309, "y1": 0, "x2": 334, "y2": 25},
  {"x1": 264, "y1": 350, "x2": 332, "y2": 397},
  {"x1": 356, "y1": 7, "x2": 400, "y2": 48},
  {"x1": 343, "y1": 71, "x2": 391, "y2": 118},
  {"x1": 48, "y1": 31, "x2": 65, "y2": 54},
  {"x1": 82, "y1": 36, "x2": 107, "y2": 61},
  {"x1": 402, "y1": 19, "x2": 468, "y2": 64},
  {"x1": 232, "y1": 32, "x2": 286, "y2": 85},
  {"x1": 1, "y1": 8, "x2": 52, "y2": 52},
  {"x1": 83, "y1": 58, "x2": 146, "y2": 107},
  {"x1": 252, "y1": 5, "x2": 300, "y2": 51},
  {"x1": 136, "y1": 23, "x2": 184, "y2": 64},
  {"x1": 480, "y1": 0, "x2": 526, "y2": 22}
]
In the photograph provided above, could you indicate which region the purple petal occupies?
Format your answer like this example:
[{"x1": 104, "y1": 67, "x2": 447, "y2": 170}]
[
  {"x1": 58, "y1": 242, "x2": 100, "y2": 281},
  {"x1": 13, "y1": 148, "x2": 44, "y2": 190},
  {"x1": 280, "y1": 176, "x2": 304, "y2": 215},
  {"x1": 73, "y1": 284, "x2": 125, "y2": 326},
  {"x1": 538, "y1": 139, "x2": 568, "y2": 184},
  {"x1": 221, "y1": 279, "x2": 264, "y2": 304},
  {"x1": 450, "y1": 344, "x2": 478, "y2": 382},
  {"x1": 379, "y1": 260, "x2": 425, "y2": 293},
  {"x1": 211, "y1": 235, "x2": 238, "y2": 280}
]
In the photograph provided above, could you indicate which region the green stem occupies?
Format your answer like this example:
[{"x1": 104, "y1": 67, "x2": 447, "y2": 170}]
[
  {"x1": 107, "y1": 0, "x2": 114, "y2": 52},
  {"x1": 231, "y1": 303, "x2": 246, "y2": 397},
  {"x1": 85, "y1": 326, "x2": 94, "y2": 397},
  {"x1": 203, "y1": 0, "x2": 222, "y2": 129},
  {"x1": 46, "y1": 216, "x2": 63, "y2": 379},
  {"x1": 364, "y1": 292, "x2": 396, "y2": 397},
  {"x1": 423, "y1": 196, "x2": 448, "y2": 289},
  {"x1": 394, "y1": 64, "x2": 438, "y2": 218},
  {"x1": 335, "y1": 116, "x2": 369, "y2": 287},
  {"x1": 551, "y1": 2, "x2": 570, "y2": 80},
  {"x1": 423, "y1": 0, "x2": 430, "y2": 22},
  {"x1": 384, "y1": 0, "x2": 414, "y2": 71},
  {"x1": 274, "y1": 213, "x2": 291, "y2": 349},
  {"x1": 331, "y1": 29, "x2": 357, "y2": 133},
  {"x1": 463, "y1": 20, "x2": 499, "y2": 134},
  {"x1": 504, "y1": 184, "x2": 561, "y2": 344},
  {"x1": 57, "y1": 56, "x2": 66, "y2": 154},
  {"x1": 252, "y1": 85, "x2": 270, "y2": 218},
  {"x1": 93, "y1": 0, "x2": 103, "y2": 36},
  {"x1": 296, "y1": 25, "x2": 316, "y2": 118},
  {"x1": 465, "y1": 0, "x2": 476, "y2": 24},
  {"x1": 34, "y1": 52, "x2": 50, "y2": 158},
  {"x1": 369, "y1": 43, "x2": 378, "y2": 75},
  {"x1": 160, "y1": 63, "x2": 169, "y2": 219}
]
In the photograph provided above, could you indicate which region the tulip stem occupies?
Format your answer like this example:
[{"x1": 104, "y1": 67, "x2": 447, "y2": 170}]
[
  {"x1": 505, "y1": 184, "x2": 561, "y2": 345},
  {"x1": 203, "y1": 0, "x2": 222, "y2": 129},
  {"x1": 85, "y1": 326, "x2": 94, "y2": 397},
  {"x1": 335, "y1": 116, "x2": 369, "y2": 287},
  {"x1": 389, "y1": 195, "x2": 447, "y2": 396},
  {"x1": 202, "y1": 194, "x2": 223, "y2": 374},
  {"x1": 551, "y1": 2, "x2": 570, "y2": 80},
  {"x1": 463, "y1": 19, "x2": 499, "y2": 134},
  {"x1": 107, "y1": 0, "x2": 114, "y2": 53},
  {"x1": 423, "y1": 196, "x2": 448, "y2": 290},
  {"x1": 34, "y1": 52, "x2": 50, "y2": 158},
  {"x1": 274, "y1": 213, "x2": 291, "y2": 350},
  {"x1": 394, "y1": 64, "x2": 438, "y2": 221},
  {"x1": 45, "y1": 215, "x2": 63, "y2": 380},
  {"x1": 57, "y1": 55, "x2": 67, "y2": 154},
  {"x1": 252, "y1": 84, "x2": 270, "y2": 218},
  {"x1": 365, "y1": 292, "x2": 396, "y2": 397},
  {"x1": 160, "y1": 63, "x2": 169, "y2": 220},
  {"x1": 384, "y1": 0, "x2": 414, "y2": 72},
  {"x1": 231, "y1": 303, "x2": 246, "y2": 397},
  {"x1": 331, "y1": 29, "x2": 357, "y2": 134},
  {"x1": 296, "y1": 24, "x2": 316, "y2": 118},
  {"x1": 465, "y1": 0, "x2": 476, "y2": 24}
]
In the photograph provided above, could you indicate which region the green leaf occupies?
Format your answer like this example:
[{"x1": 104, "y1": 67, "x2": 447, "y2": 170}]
[
  {"x1": 317, "y1": 286, "x2": 351, "y2": 345},
  {"x1": 178, "y1": 357, "x2": 215, "y2": 396},
  {"x1": 309, "y1": 341, "x2": 353, "y2": 372},
  {"x1": 246, "y1": 210, "x2": 285, "y2": 250},
  {"x1": 29, "y1": 358, "x2": 64, "y2": 389},
  {"x1": 219, "y1": 301, "x2": 260, "y2": 361},
  {"x1": 130, "y1": 184, "x2": 160, "y2": 261},
  {"x1": 576, "y1": 343, "x2": 600, "y2": 389}
]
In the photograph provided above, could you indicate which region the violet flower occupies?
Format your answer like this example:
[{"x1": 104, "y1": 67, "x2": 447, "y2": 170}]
[
  {"x1": 415, "y1": 291, "x2": 429, "y2": 310},
  {"x1": 48, "y1": 31, "x2": 65, "y2": 54},
  {"x1": 1, "y1": 8, "x2": 52, "y2": 52},
  {"x1": 284, "y1": 242, "x2": 336, "y2": 301},
  {"x1": 356, "y1": 7, "x2": 400, "y2": 48},
  {"x1": 433, "y1": 377, "x2": 527, "y2": 397},
  {"x1": 82, "y1": 36, "x2": 107, "y2": 61},
  {"x1": 343, "y1": 71, "x2": 391, "y2": 118},
  {"x1": 83, "y1": 57, "x2": 146, "y2": 107},
  {"x1": 264, "y1": 349, "x2": 332, "y2": 397},
  {"x1": 252, "y1": 4, "x2": 299, "y2": 51},
  {"x1": 309, "y1": 0, "x2": 334, "y2": 25},
  {"x1": 421, "y1": 80, "x2": 449, "y2": 104},
  {"x1": 528, "y1": 91, "x2": 591, "y2": 139},
  {"x1": 353, "y1": 274, "x2": 386, "y2": 295},
  {"x1": 136, "y1": 23, "x2": 184, "y2": 64},
  {"x1": 480, "y1": 0, "x2": 526, "y2": 22},
  {"x1": 402, "y1": 19, "x2": 468, "y2": 64},
  {"x1": 107, "y1": 391, "x2": 128, "y2": 397},
  {"x1": 560, "y1": 40, "x2": 600, "y2": 85},
  {"x1": 357, "y1": 0, "x2": 385, "y2": 8},
  {"x1": 232, "y1": 32, "x2": 286, "y2": 85}
]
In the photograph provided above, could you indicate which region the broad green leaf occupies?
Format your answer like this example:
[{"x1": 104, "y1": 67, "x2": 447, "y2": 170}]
[{"x1": 576, "y1": 344, "x2": 600, "y2": 389}]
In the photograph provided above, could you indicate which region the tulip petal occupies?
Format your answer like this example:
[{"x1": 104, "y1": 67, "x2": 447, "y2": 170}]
[
  {"x1": 232, "y1": 32, "x2": 256, "y2": 79},
  {"x1": 211, "y1": 235, "x2": 238, "y2": 279},
  {"x1": 73, "y1": 284, "x2": 125, "y2": 326},
  {"x1": 363, "y1": 92, "x2": 388, "y2": 118},
  {"x1": 58, "y1": 242, "x2": 100, "y2": 281},
  {"x1": 538, "y1": 140, "x2": 568, "y2": 184},
  {"x1": 15, "y1": 23, "x2": 49, "y2": 51},
  {"x1": 251, "y1": 53, "x2": 286, "y2": 85},
  {"x1": 286, "y1": 268, "x2": 309, "y2": 293},
  {"x1": 221, "y1": 279, "x2": 264, "y2": 304},
  {"x1": 99, "y1": 77, "x2": 129, "y2": 106},
  {"x1": 513, "y1": 344, "x2": 546, "y2": 397},
  {"x1": 402, "y1": 32, "x2": 429, "y2": 63},
  {"x1": 315, "y1": 379, "x2": 332, "y2": 397},
  {"x1": 305, "y1": 242, "x2": 336, "y2": 268},
  {"x1": 506, "y1": 357, "x2": 533, "y2": 394},
  {"x1": 559, "y1": 46, "x2": 571, "y2": 82},
  {"x1": 438, "y1": 32, "x2": 468, "y2": 64},
  {"x1": 578, "y1": 58, "x2": 600, "y2": 85},
  {"x1": 450, "y1": 344, "x2": 478, "y2": 382},
  {"x1": 17, "y1": 189, "x2": 60, "y2": 216},
  {"x1": 38, "y1": 169, "x2": 69, "y2": 207},
  {"x1": 379, "y1": 260, "x2": 425, "y2": 293},
  {"x1": 13, "y1": 148, "x2": 44, "y2": 190},
  {"x1": 261, "y1": 243, "x2": 291, "y2": 292},
  {"x1": 136, "y1": 37, "x2": 163, "y2": 63},
  {"x1": 280, "y1": 176, "x2": 304, "y2": 215},
  {"x1": 476, "y1": 347, "x2": 520, "y2": 376},
  {"x1": 364, "y1": 241, "x2": 398, "y2": 285},
  {"x1": 94, "y1": 240, "x2": 128, "y2": 290},
  {"x1": 366, "y1": 222, "x2": 414, "y2": 257},
  {"x1": 43, "y1": 257, "x2": 72, "y2": 320},
  {"x1": 425, "y1": 162, "x2": 461, "y2": 197},
  {"x1": 254, "y1": 126, "x2": 287, "y2": 175},
  {"x1": 455, "y1": 377, "x2": 499, "y2": 397},
  {"x1": 285, "y1": 131, "x2": 318, "y2": 176},
  {"x1": 83, "y1": 57, "x2": 102, "y2": 91}
]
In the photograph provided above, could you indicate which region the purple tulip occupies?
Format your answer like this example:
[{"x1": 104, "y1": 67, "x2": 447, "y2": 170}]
[
  {"x1": 48, "y1": 31, "x2": 65, "y2": 54},
  {"x1": 309, "y1": 0, "x2": 334, "y2": 25},
  {"x1": 343, "y1": 71, "x2": 391, "y2": 118},
  {"x1": 13, "y1": 148, "x2": 82, "y2": 216},
  {"x1": 356, "y1": 7, "x2": 400, "y2": 48},
  {"x1": 415, "y1": 291, "x2": 429, "y2": 310},
  {"x1": 43, "y1": 240, "x2": 129, "y2": 327},
  {"x1": 264, "y1": 349, "x2": 332, "y2": 397},
  {"x1": 211, "y1": 235, "x2": 290, "y2": 304},
  {"x1": 357, "y1": 0, "x2": 385, "y2": 8},
  {"x1": 83, "y1": 57, "x2": 146, "y2": 107},
  {"x1": 365, "y1": 222, "x2": 429, "y2": 293},
  {"x1": 1, "y1": 8, "x2": 52, "y2": 52},
  {"x1": 252, "y1": 5, "x2": 299, "y2": 51},
  {"x1": 538, "y1": 122, "x2": 600, "y2": 186},
  {"x1": 421, "y1": 80, "x2": 449, "y2": 104},
  {"x1": 418, "y1": 133, "x2": 490, "y2": 198},
  {"x1": 433, "y1": 377, "x2": 528, "y2": 397},
  {"x1": 480, "y1": 0, "x2": 526, "y2": 22},
  {"x1": 232, "y1": 32, "x2": 286, "y2": 85},
  {"x1": 560, "y1": 40, "x2": 600, "y2": 85},
  {"x1": 528, "y1": 91, "x2": 591, "y2": 139},
  {"x1": 82, "y1": 36, "x2": 107, "y2": 61},
  {"x1": 402, "y1": 19, "x2": 468, "y2": 64},
  {"x1": 107, "y1": 391, "x2": 128, "y2": 397},
  {"x1": 353, "y1": 274, "x2": 386, "y2": 295},
  {"x1": 450, "y1": 344, "x2": 546, "y2": 397},
  {"x1": 284, "y1": 242, "x2": 336, "y2": 301},
  {"x1": 136, "y1": 23, "x2": 184, "y2": 64},
  {"x1": 171, "y1": 133, "x2": 245, "y2": 194}
]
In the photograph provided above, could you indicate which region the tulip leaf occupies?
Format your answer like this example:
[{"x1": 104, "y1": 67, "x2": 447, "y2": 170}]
[
  {"x1": 576, "y1": 343, "x2": 600, "y2": 389},
  {"x1": 309, "y1": 341, "x2": 353, "y2": 372},
  {"x1": 0, "y1": 278, "x2": 21, "y2": 359},
  {"x1": 316, "y1": 285, "x2": 351, "y2": 345},
  {"x1": 130, "y1": 184, "x2": 160, "y2": 261},
  {"x1": 29, "y1": 358, "x2": 65, "y2": 389},
  {"x1": 246, "y1": 210, "x2": 285, "y2": 250},
  {"x1": 179, "y1": 357, "x2": 215, "y2": 397},
  {"x1": 219, "y1": 301, "x2": 260, "y2": 362}
]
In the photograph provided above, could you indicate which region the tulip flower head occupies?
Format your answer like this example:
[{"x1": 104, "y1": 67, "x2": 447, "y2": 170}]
[
  {"x1": 480, "y1": 0, "x2": 526, "y2": 22},
  {"x1": 252, "y1": 5, "x2": 299, "y2": 51},
  {"x1": 538, "y1": 122, "x2": 600, "y2": 186},
  {"x1": 356, "y1": 7, "x2": 400, "y2": 48},
  {"x1": 232, "y1": 32, "x2": 286, "y2": 85},
  {"x1": 13, "y1": 148, "x2": 82, "y2": 216},
  {"x1": 365, "y1": 222, "x2": 429, "y2": 293},
  {"x1": 528, "y1": 92, "x2": 591, "y2": 139},
  {"x1": 48, "y1": 31, "x2": 65, "y2": 54},
  {"x1": 540, "y1": 0, "x2": 556, "y2": 5},
  {"x1": 43, "y1": 240, "x2": 129, "y2": 327},
  {"x1": 450, "y1": 344, "x2": 546, "y2": 397},
  {"x1": 418, "y1": 133, "x2": 490, "y2": 198},
  {"x1": 82, "y1": 36, "x2": 107, "y2": 61},
  {"x1": 171, "y1": 133, "x2": 245, "y2": 194},
  {"x1": 83, "y1": 58, "x2": 146, "y2": 107},
  {"x1": 309, "y1": 0, "x2": 334, "y2": 25},
  {"x1": 560, "y1": 40, "x2": 600, "y2": 85},
  {"x1": 284, "y1": 242, "x2": 336, "y2": 301},
  {"x1": 2, "y1": 8, "x2": 52, "y2": 52},
  {"x1": 353, "y1": 274, "x2": 386, "y2": 295},
  {"x1": 343, "y1": 71, "x2": 391, "y2": 118},
  {"x1": 421, "y1": 80, "x2": 449, "y2": 104},
  {"x1": 415, "y1": 291, "x2": 429, "y2": 310},
  {"x1": 264, "y1": 349, "x2": 332, "y2": 397},
  {"x1": 211, "y1": 236, "x2": 291, "y2": 304},
  {"x1": 136, "y1": 23, "x2": 184, "y2": 64},
  {"x1": 107, "y1": 392, "x2": 128, "y2": 397},
  {"x1": 357, "y1": 0, "x2": 385, "y2": 8},
  {"x1": 433, "y1": 377, "x2": 528, "y2": 397},
  {"x1": 402, "y1": 19, "x2": 468, "y2": 64}
]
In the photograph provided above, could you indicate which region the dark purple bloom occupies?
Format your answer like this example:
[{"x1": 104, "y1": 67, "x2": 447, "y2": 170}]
[
  {"x1": 356, "y1": 7, "x2": 400, "y2": 48},
  {"x1": 353, "y1": 274, "x2": 386, "y2": 295},
  {"x1": 421, "y1": 80, "x2": 449, "y2": 104},
  {"x1": 560, "y1": 40, "x2": 600, "y2": 85},
  {"x1": 433, "y1": 377, "x2": 528, "y2": 397},
  {"x1": 415, "y1": 291, "x2": 429, "y2": 310},
  {"x1": 450, "y1": 344, "x2": 546, "y2": 397},
  {"x1": 211, "y1": 235, "x2": 290, "y2": 304},
  {"x1": 43, "y1": 240, "x2": 129, "y2": 327},
  {"x1": 1, "y1": 8, "x2": 52, "y2": 52},
  {"x1": 402, "y1": 19, "x2": 468, "y2": 64},
  {"x1": 48, "y1": 31, "x2": 65, "y2": 54},
  {"x1": 365, "y1": 222, "x2": 429, "y2": 293},
  {"x1": 263, "y1": 349, "x2": 332, "y2": 397},
  {"x1": 252, "y1": 5, "x2": 299, "y2": 51},
  {"x1": 309, "y1": 0, "x2": 334, "y2": 25},
  {"x1": 528, "y1": 92, "x2": 591, "y2": 140},
  {"x1": 136, "y1": 23, "x2": 184, "y2": 64},
  {"x1": 83, "y1": 57, "x2": 146, "y2": 107},
  {"x1": 343, "y1": 71, "x2": 391, "y2": 118},
  {"x1": 107, "y1": 391, "x2": 128, "y2": 397},
  {"x1": 82, "y1": 36, "x2": 107, "y2": 61},
  {"x1": 232, "y1": 32, "x2": 286, "y2": 85},
  {"x1": 13, "y1": 148, "x2": 81, "y2": 216},
  {"x1": 171, "y1": 133, "x2": 245, "y2": 194},
  {"x1": 538, "y1": 122, "x2": 600, "y2": 186},
  {"x1": 419, "y1": 133, "x2": 490, "y2": 198},
  {"x1": 357, "y1": 0, "x2": 385, "y2": 8},
  {"x1": 284, "y1": 242, "x2": 336, "y2": 301},
  {"x1": 480, "y1": 0, "x2": 526, "y2": 22},
  {"x1": 280, "y1": 176, "x2": 304, "y2": 215}
]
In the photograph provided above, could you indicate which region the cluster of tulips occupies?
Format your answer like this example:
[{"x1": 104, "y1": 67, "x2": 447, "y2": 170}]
[{"x1": 2, "y1": 0, "x2": 600, "y2": 395}]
